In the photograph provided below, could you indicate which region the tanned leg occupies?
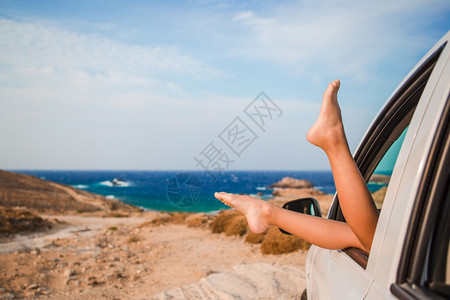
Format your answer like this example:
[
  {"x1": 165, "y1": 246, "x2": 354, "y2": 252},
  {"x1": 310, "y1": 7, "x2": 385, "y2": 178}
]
[
  {"x1": 215, "y1": 192, "x2": 363, "y2": 250},
  {"x1": 214, "y1": 80, "x2": 377, "y2": 252},
  {"x1": 306, "y1": 80, "x2": 378, "y2": 252}
]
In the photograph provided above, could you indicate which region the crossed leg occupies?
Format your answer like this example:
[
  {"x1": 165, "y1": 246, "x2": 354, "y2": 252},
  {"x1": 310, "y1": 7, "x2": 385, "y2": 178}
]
[{"x1": 215, "y1": 80, "x2": 378, "y2": 252}]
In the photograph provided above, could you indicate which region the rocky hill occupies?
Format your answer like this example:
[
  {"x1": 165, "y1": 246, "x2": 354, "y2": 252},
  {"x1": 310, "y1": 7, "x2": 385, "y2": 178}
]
[
  {"x1": 0, "y1": 170, "x2": 142, "y2": 237},
  {"x1": 0, "y1": 170, "x2": 139, "y2": 214}
]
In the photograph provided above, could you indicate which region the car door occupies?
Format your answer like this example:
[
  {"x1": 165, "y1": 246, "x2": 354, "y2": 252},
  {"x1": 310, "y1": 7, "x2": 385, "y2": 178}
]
[
  {"x1": 305, "y1": 32, "x2": 449, "y2": 300},
  {"x1": 367, "y1": 33, "x2": 450, "y2": 299}
]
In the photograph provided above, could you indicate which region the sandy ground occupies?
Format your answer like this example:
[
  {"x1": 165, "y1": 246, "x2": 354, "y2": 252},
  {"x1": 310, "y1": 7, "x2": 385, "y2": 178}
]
[{"x1": 0, "y1": 212, "x2": 307, "y2": 299}]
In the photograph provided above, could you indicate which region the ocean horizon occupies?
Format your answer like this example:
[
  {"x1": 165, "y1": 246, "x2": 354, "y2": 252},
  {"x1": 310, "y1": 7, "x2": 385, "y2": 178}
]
[{"x1": 12, "y1": 170, "x2": 341, "y2": 212}]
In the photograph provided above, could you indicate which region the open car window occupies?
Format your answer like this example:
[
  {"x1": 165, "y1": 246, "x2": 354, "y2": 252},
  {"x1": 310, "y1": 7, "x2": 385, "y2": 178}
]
[{"x1": 369, "y1": 127, "x2": 408, "y2": 210}]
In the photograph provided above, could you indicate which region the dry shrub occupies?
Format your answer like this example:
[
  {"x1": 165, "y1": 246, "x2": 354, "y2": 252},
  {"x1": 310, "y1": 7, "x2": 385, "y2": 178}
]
[
  {"x1": 210, "y1": 210, "x2": 248, "y2": 236},
  {"x1": 167, "y1": 212, "x2": 188, "y2": 224},
  {"x1": 260, "y1": 226, "x2": 310, "y2": 255},
  {"x1": 225, "y1": 215, "x2": 247, "y2": 236},
  {"x1": 185, "y1": 213, "x2": 211, "y2": 228},
  {"x1": 128, "y1": 235, "x2": 140, "y2": 243},
  {"x1": 107, "y1": 212, "x2": 129, "y2": 218},
  {"x1": 0, "y1": 206, "x2": 52, "y2": 237},
  {"x1": 245, "y1": 231, "x2": 267, "y2": 244},
  {"x1": 138, "y1": 221, "x2": 153, "y2": 228},
  {"x1": 107, "y1": 199, "x2": 143, "y2": 212},
  {"x1": 149, "y1": 216, "x2": 171, "y2": 226},
  {"x1": 139, "y1": 212, "x2": 189, "y2": 227},
  {"x1": 210, "y1": 210, "x2": 238, "y2": 233}
]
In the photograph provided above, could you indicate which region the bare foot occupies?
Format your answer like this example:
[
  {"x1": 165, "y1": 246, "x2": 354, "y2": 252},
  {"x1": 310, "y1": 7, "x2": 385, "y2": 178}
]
[
  {"x1": 214, "y1": 192, "x2": 270, "y2": 234},
  {"x1": 306, "y1": 80, "x2": 348, "y2": 152}
]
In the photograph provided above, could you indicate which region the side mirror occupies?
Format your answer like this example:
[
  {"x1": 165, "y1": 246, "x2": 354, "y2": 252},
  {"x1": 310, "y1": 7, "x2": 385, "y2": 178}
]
[{"x1": 279, "y1": 197, "x2": 322, "y2": 235}]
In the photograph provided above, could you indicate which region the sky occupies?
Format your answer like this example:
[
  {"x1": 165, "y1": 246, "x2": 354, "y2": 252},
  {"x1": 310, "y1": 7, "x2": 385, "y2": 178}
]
[{"x1": 0, "y1": 0, "x2": 449, "y2": 171}]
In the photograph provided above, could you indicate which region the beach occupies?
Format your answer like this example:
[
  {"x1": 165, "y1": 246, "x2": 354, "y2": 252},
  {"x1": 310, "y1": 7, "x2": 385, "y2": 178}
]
[
  {"x1": 0, "y1": 170, "x2": 338, "y2": 299},
  {"x1": 0, "y1": 211, "x2": 310, "y2": 299}
]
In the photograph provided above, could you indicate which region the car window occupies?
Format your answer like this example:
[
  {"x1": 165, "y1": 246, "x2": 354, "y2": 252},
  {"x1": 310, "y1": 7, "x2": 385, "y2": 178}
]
[
  {"x1": 369, "y1": 128, "x2": 408, "y2": 210},
  {"x1": 427, "y1": 183, "x2": 450, "y2": 297}
]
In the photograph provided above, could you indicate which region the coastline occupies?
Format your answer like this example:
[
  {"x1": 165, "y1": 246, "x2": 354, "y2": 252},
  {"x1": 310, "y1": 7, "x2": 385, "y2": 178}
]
[
  {"x1": 12, "y1": 169, "x2": 337, "y2": 213},
  {"x1": 0, "y1": 210, "x2": 311, "y2": 299},
  {"x1": 0, "y1": 170, "x2": 335, "y2": 299}
]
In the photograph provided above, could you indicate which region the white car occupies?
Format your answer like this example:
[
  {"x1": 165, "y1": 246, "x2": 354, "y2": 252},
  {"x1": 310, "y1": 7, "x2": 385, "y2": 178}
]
[{"x1": 285, "y1": 31, "x2": 450, "y2": 299}]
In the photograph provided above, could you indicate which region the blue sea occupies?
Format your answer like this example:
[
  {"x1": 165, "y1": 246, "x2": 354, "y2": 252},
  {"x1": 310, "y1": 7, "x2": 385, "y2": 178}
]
[{"x1": 17, "y1": 170, "x2": 339, "y2": 212}]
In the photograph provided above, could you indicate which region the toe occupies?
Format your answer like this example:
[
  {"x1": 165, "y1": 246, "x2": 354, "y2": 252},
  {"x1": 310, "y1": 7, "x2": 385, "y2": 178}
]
[
  {"x1": 334, "y1": 80, "x2": 340, "y2": 89},
  {"x1": 214, "y1": 192, "x2": 233, "y2": 206},
  {"x1": 330, "y1": 80, "x2": 340, "y2": 96}
]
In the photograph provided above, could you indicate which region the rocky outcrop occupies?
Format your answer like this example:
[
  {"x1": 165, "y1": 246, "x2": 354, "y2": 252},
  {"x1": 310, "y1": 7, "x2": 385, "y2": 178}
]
[
  {"x1": 369, "y1": 174, "x2": 390, "y2": 184},
  {"x1": 270, "y1": 177, "x2": 314, "y2": 189},
  {"x1": 272, "y1": 188, "x2": 325, "y2": 198},
  {"x1": 270, "y1": 176, "x2": 325, "y2": 199},
  {"x1": 153, "y1": 262, "x2": 306, "y2": 300}
]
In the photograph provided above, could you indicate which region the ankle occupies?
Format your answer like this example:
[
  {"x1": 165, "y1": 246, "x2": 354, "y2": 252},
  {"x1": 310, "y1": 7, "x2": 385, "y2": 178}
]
[
  {"x1": 323, "y1": 136, "x2": 350, "y2": 157},
  {"x1": 264, "y1": 202, "x2": 277, "y2": 225}
]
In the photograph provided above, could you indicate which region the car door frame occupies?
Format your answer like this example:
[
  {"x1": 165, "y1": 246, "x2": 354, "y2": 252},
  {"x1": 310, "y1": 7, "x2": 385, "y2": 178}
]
[
  {"x1": 367, "y1": 33, "x2": 450, "y2": 298},
  {"x1": 305, "y1": 32, "x2": 450, "y2": 299}
]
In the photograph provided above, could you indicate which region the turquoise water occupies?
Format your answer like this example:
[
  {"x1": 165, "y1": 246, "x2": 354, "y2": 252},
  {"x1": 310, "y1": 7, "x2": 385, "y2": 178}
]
[{"x1": 17, "y1": 170, "x2": 339, "y2": 212}]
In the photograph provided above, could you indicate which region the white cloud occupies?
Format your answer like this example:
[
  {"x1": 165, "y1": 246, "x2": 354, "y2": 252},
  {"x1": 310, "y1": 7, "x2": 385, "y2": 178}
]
[
  {"x1": 0, "y1": 18, "x2": 220, "y2": 88},
  {"x1": 0, "y1": 1, "x2": 447, "y2": 170},
  {"x1": 0, "y1": 17, "x2": 230, "y2": 169},
  {"x1": 232, "y1": 11, "x2": 255, "y2": 22},
  {"x1": 231, "y1": 0, "x2": 448, "y2": 81}
]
